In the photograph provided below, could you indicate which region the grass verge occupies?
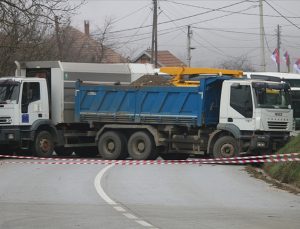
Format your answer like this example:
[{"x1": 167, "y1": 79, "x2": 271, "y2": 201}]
[{"x1": 263, "y1": 135, "x2": 300, "y2": 189}]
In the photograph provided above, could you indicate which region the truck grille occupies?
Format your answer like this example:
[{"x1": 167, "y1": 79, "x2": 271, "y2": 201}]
[
  {"x1": 0, "y1": 116, "x2": 12, "y2": 124},
  {"x1": 268, "y1": 121, "x2": 288, "y2": 130}
]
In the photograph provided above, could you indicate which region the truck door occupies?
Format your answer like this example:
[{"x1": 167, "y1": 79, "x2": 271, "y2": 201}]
[
  {"x1": 25, "y1": 68, "x2": 52, "y2": 118},
  {"x1": 227, "y1": 84, "x2": 255, "y2": 130},
  {"x1": 20, "y1": 82, "x2": 44, "y2": 125}
]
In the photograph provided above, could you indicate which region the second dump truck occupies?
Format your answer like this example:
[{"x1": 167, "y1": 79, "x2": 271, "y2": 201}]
[{"x1": 75, "y1": 67, "x2": 293, "y2": 159}]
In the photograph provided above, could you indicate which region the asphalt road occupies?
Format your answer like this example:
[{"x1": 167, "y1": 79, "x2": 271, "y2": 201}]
[{"x1": 0, "y1": 159, "x2": 299, "y2": 229}]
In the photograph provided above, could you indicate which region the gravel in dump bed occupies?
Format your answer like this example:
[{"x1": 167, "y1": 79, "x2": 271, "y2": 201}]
[{"x1": 130, "y1": 74, "x2": 173, "y2": 86}]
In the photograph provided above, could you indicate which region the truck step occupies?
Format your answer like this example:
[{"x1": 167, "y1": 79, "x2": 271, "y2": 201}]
[
  {"x1": 64, "y1": 132, "x2": 96, "y2": 137},
  {"x1": 64, "y1": 143, "x2": 96, "y2": 147}
]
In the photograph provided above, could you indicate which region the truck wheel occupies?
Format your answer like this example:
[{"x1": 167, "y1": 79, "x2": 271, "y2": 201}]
[
  {"x1": 33, "y1": 131, "x2": 54, "y2": 157},
  {"x1": 160, "y1": 153, "x2": 189, "y2": 160},
  {"x1": 128, "y1": 131, "x2": 158, "y2": 160},
  {"x1": 213, "y1": 136, "x2": 239, "y2": 159},
  {"x1": 98, "y1": 131, "x2": 128, "y2": 160},
  {"x1": 54, "y1": 147, "x2": 73, "y2": 157}
]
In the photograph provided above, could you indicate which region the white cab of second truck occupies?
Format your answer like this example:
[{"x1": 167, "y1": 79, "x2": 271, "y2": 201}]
[{"x1": 245, "y1": 72, "x2": 300, "y2": 131}]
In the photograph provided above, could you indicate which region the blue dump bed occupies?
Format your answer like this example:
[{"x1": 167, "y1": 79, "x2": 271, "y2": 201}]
[{"x1": 75, "y1": 77, "x2": 227, "y2": 127}]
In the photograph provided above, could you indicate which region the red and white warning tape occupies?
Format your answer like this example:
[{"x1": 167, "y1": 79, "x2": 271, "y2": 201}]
[{"x1": 0, "y1": 153, "x2": 299, "y2": 165}]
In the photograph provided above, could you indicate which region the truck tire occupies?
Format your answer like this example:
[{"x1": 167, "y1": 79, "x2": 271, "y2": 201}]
[
  {"x1": 54, "y1": 146, "x2": 73, "y2": 157},
  {"x1": 160, "y1": 153, "x2": 189, "y2": 160},
  {"x1": 128, "y1": 131, "x2": 158, "y2": 160},
  {"x1": 33, "y1": 130, "x2": 54, "y2": 157},
  {"x1": 213, "y1": 136, "x2": 239, "y2": 159},
  {"x1": 98, "y1": 131, "x2": 128, "y2": 160}
]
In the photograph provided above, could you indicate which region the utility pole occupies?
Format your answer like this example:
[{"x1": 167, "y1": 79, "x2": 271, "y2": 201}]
[
  {"x1": 151, "y1": 0, "x2": 158, "y2": 67},
  {"x1": 259, "y1": 0, "x2": 266, "y2": 71},
  {"x1": 54, "y1": 16, "x2": 63, "y2": 61},
  {"x1": 187, "y1": 25, "x2": 192, "y2": 67},
  {"x1": 277, "y1": 24, "x2": 281, "y2": 72}
]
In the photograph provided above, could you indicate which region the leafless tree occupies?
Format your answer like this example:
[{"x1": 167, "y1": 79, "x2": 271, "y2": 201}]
[
  {"x1": 0, "y1": 0, "x2": 84, "y2": 26},
  {"x1": 0, "y1": 0, "x2": 84, "y2": 75},
  {"x1": 93, "y1": 17, "x2": 117, "y2": 63},
  {"x1": 217, "y1": 55, "x2": 256, "y2": 72}
]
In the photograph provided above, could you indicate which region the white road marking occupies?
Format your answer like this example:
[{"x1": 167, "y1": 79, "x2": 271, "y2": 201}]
[
  {"x1": 94, "y1": 164, "x2": 116, "y2": 205},
  {"x1": 94, "y1": 165, "x2": 157, "y2": 228},
  {"x1": 123, "y1": 213, "x2": 138, "y2": 219},
  {"x1": 114, "y1": 206, "x2": 126, "y2": 212},
  {"x1": 136, "y1": 220, "x2": 153, "y2": 227}
]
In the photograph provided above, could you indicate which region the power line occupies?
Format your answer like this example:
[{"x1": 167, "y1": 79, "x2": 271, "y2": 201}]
[
  {"x1": 114, "y1": 27, "x2": 182, "y2": 46},
  {"x1": 160, "y1": 10, "x2": 185, "y2": 33},
  {"x1": 94, "y1": 0, "x2": 252, "y2": 35},
  {"x1": 119, "y1": 9, "x2": 152, "y2": 49},
  {"x1": 264, "y1": 0, "x2": 300, "y2": 30},
  {"x1": 192, "y1": 30, "x2": 233, "y2": 58},
  {"x1": 110, "y1": 2, "x2": 152, "y2": 25},
  {"x1": 92, "y1": 3, "x2": 272, "y2": 40},
  {"x1": 165, "y1": 0, "x2": 300, "y2": 18},
  {"x1": 97, "y1": 24, "x2": 300, "y2": 42},
  {"x1": 192, "y1": 26, "x2": 300, "y2": 38}
]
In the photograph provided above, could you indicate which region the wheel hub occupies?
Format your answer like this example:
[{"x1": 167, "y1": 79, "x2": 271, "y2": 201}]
[
  {"x1": 107, "y1": 141, "x2": 115, "y2": 152},
  {"x1": 137, "y1": 142, "x2": 145, "y2": 152},
  {"x1": 39, "y1": 139, "x2": 50, "y2": 152},
  {"x1": 220, "y1": 143, "x2": 234, "y2": 157}
]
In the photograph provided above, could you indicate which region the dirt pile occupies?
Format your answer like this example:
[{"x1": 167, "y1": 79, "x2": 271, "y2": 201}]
[{"x1": 130, "y1": 75, "x2": 173, "y2": 86}]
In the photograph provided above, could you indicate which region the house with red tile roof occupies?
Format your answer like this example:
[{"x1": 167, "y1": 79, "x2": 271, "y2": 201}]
[
  {"x1": 59, "y1": 21, "x2": 128, "y2": 63},
  {"x1": 132, "y1": 50, "x2": 186, "y2": 67}
]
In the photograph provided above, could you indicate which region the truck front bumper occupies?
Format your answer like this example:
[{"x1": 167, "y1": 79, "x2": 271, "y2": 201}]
[
  {"x1": 249, "y1": 132, "x2": 290, "y2": 150},
  {"x1": 0, "y1": 126, "x2": 21, "y2": 145}
]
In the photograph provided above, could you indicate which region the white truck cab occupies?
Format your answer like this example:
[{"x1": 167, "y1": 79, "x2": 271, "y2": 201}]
[
  {"x1": 0, "y1": 77, "x2": 54, "y2": 155},
  {"x1": 245, "y1": 72, "x2": 300, "y2": 131},
  {"x1": 0, "y1": 77, "x2": 49, "y2": 126},
  {"x1": 217, "y1": 79, "x2": 293, "y2": 153}
]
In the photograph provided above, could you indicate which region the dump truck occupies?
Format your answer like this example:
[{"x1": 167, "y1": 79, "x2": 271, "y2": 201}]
[
  {"x1": 0, "y1": 61, "x2": 154, "y2": 157},
  {"x1": 74, "y1": 67, "x2": 293, "y2": 159}
]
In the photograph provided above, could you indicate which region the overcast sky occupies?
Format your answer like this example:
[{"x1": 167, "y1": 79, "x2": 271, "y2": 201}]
[{"x1": 72, "y1": 0, "x2": 300, "y2": 72}]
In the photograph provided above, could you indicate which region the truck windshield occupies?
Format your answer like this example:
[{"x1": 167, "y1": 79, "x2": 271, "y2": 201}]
[
  {"x1": 0, "y1": 80, "x2": 20, "y2": 104},
  {"x1": 253, "y1": 83, "x2": 290, "y2": 109}
]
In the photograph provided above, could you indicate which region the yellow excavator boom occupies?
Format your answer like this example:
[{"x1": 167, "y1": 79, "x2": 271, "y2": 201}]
[{"x1": 159, "y1": 66, "x2": 243, "y2": 86}]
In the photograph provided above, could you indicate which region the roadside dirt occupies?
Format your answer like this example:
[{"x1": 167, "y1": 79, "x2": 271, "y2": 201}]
[{"x1": 245, "y1": 165, "x2": 300, "y2": 195}]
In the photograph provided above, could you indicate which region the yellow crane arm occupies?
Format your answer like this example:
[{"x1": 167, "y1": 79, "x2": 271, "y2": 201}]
[{"x1": 159, "y1": 66, "x2": 243, "y2": 86}]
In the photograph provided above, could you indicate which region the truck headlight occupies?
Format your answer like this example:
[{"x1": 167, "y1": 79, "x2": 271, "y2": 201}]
[
  {"x1": 257, "y1": 142, "x2": 266, "y2": 147},
  {"x1": 7, "y1": 133, "x2": 14, "y2": 140}
]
